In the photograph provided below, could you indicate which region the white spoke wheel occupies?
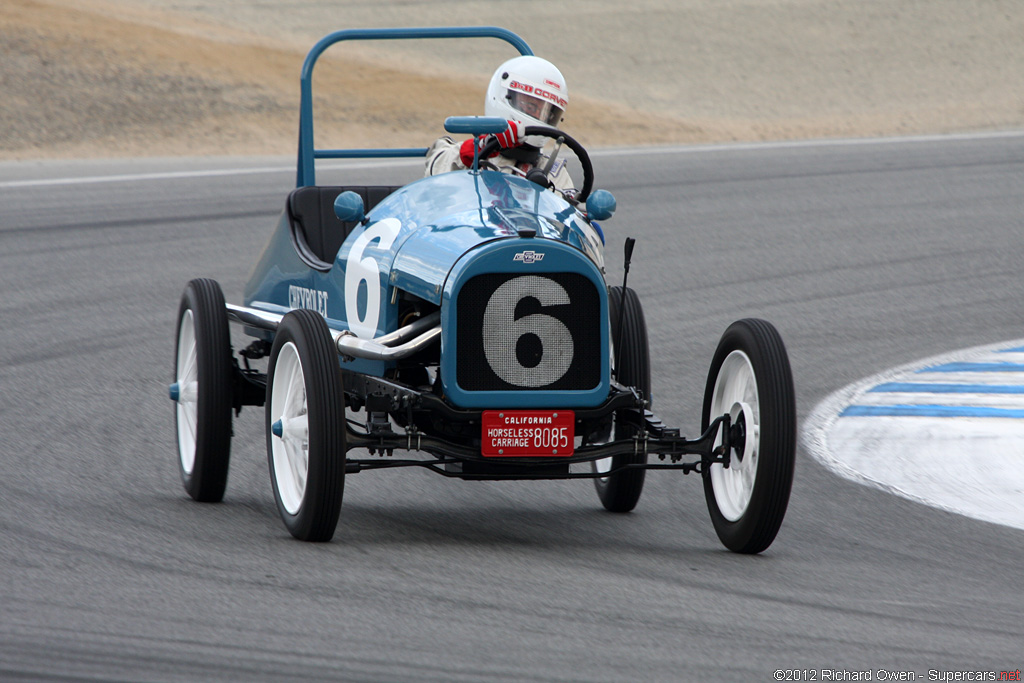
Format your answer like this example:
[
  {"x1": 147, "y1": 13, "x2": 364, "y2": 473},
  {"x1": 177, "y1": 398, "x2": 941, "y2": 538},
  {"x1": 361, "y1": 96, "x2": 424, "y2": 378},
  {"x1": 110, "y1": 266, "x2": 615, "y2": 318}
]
[
  {"x1": 702, "y1": 319, "x2": 795, "y2": 554},
  {"x1": 592, "y1": 286, "x2": 649, "y2": 513},
  {"x1": 266, "y1": 309, "x2": 346, "y2": 542},
  {"x1": 173, "y1": 278, "x2": 233, "y2": 502}
]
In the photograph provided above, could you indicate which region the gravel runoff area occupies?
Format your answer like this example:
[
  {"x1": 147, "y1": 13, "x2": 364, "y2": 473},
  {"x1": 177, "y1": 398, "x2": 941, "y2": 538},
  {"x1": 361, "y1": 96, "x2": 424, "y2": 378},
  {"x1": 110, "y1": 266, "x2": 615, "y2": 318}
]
[{"x1": 2, "y1": 0, "x2": 1023, "y2": 159}]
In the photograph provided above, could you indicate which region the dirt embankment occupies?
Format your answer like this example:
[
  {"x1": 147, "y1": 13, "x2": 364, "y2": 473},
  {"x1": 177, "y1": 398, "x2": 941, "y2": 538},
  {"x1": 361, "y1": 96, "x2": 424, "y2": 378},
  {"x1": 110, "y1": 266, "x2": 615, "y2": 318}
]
[{"x1": 2, "y1": 0, "x2": 1022, "y2": 160}]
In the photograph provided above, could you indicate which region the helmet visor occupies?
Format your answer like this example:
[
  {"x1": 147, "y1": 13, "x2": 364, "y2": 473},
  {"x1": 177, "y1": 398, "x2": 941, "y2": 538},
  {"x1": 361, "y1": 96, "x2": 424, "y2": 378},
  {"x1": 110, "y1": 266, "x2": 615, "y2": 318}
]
[{"x1": 507, "y1": 91, "x2": 564, "y2": 127}]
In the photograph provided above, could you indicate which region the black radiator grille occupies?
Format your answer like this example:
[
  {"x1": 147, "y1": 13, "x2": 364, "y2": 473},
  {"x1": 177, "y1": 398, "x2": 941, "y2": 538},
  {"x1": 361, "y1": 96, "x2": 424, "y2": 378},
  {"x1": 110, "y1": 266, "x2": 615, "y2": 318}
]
[{"x1": 456, "y1": 272, "x2": 601, "y2": 391}]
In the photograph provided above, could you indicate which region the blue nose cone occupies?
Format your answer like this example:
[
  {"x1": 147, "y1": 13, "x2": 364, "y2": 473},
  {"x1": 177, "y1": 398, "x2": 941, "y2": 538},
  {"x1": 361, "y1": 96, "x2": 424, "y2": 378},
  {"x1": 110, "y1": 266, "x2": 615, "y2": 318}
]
[{"x1": 168, "y1": 382, "x2": 180, "y2": 402}]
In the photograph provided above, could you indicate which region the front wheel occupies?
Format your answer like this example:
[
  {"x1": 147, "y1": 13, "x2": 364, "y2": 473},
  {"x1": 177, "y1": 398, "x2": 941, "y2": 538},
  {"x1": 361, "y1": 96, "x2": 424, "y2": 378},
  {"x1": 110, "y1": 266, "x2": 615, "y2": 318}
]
[
  {"x1": 701, "y1": 319, "x2": 795, "y2": 554},
  {"x1": 266, "y1": 309, "x2": 346, "y2": 542}
]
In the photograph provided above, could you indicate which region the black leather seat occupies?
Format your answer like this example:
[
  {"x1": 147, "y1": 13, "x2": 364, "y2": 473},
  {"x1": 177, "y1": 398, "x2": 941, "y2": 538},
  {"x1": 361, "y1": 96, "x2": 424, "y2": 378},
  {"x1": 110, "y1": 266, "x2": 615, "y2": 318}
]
[{"x1": 287, "y1": 185, "x2": 401, "y2": 265}]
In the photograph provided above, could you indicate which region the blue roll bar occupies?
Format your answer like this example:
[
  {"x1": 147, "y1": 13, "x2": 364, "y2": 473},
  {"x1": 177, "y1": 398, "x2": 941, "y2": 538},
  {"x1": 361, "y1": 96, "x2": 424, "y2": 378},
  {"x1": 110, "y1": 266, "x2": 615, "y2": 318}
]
[{"x1": 297, "y1": 26, "x2": 533, "y2": 187}]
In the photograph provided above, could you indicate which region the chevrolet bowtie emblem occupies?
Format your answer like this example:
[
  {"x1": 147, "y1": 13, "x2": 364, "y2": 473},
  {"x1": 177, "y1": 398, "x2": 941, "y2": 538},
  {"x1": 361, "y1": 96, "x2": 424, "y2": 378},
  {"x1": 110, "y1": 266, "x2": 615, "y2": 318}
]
[{"x1": 513, "y1": 250, "x2": 545, "y2": 264}]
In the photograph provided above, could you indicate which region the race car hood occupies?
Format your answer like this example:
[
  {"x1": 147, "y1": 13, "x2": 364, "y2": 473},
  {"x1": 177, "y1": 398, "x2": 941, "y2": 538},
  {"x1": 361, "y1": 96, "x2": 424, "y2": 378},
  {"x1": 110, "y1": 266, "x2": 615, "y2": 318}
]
[{"x1": 358, "y1": 170, "x2": 604, "y2": 304}]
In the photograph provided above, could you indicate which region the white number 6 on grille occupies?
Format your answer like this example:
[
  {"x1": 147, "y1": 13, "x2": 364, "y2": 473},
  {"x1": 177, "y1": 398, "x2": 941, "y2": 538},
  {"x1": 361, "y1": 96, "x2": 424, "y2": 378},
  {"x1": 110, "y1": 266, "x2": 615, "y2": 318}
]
[{"x1": 482, "y1": 275, "x2": 574, "y2": 387}]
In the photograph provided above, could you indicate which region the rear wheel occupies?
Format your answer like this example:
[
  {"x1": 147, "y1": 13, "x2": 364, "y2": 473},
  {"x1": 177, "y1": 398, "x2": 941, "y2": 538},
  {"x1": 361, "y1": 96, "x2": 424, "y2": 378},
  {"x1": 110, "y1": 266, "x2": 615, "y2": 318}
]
[
  {"x1": 592, "y1": 286, "x2": 650, "y2": 512},
  {"x1": 172, "y1": 278, "x2": 233, "y2": 502},
  {"x1": 702, "y1": 319, "x2": 795, "y2": 553},
  {"x1": 266, "y1": 309, "x2": 346, "y2": 542}
]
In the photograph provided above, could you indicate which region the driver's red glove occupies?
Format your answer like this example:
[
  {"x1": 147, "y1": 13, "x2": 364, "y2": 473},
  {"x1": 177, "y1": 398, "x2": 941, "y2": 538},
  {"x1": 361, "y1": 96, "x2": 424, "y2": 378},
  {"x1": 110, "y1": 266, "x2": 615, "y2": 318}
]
[
  {"x1": 459, "y1": 138, "x2": 479, "y2": 167},
  {"x1": 494, "y1": 119, "x2": 525, "y2": 149},
  {"x1": 458, "y1": 119, "x2": 525, "y2": 167}
]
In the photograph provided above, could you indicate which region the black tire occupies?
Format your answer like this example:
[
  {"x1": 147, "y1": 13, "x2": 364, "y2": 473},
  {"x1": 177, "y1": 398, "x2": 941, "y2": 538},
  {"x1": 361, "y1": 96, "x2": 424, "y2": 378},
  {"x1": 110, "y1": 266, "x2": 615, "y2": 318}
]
[
  {"x1": 266, "y1": 309, "x2": 346, "y2": 542},
  {"x1": 701, "y1": 319, "x2": 795, "y2": 554},
  {"x1": 173, "y1": 278, "x2": 233, "y2": 502},
  {"x1": 592, "y1": 286, "x2": 650, "y2": 512}
]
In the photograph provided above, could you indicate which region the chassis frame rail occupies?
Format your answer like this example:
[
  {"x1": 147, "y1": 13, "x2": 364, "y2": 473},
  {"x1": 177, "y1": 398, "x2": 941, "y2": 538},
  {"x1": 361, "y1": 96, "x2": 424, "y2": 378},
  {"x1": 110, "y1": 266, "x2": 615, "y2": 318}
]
[
  {"x1": 344, "y1": 411, "x2": 735, "y2": 479},
  {"x1": 225, "y1": 309, "x2": 738, "y2": 480}
]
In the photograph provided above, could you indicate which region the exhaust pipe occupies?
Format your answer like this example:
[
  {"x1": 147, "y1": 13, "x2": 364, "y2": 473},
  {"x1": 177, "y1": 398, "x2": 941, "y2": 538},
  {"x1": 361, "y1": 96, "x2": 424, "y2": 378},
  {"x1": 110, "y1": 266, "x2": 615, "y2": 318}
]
[{"x1": 225, "y1": 304, "x2": 440, "y2": 361}]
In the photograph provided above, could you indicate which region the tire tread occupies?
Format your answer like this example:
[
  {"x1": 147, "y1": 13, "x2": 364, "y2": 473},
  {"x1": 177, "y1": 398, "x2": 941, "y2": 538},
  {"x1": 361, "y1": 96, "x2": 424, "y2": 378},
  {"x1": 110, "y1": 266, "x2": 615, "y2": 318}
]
[
  {"x1": 702, "y1": 318, "x2": 795, "y2": 553},
  {"x1": 593, "y1": 286, "x2": 649, "y2": 513},
  {"x1": 267, "y1": 309, "x2": 346, "y2": 542},
  {"x1": 177, "y1": 278, "x2": 233, "y2": 503}
]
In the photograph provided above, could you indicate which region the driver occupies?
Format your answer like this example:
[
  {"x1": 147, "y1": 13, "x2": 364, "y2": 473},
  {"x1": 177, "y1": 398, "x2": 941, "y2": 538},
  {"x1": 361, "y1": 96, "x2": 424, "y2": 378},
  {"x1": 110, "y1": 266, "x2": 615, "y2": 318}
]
[{"x1": 425, "y1": 55, "x2": 575, "y2": 194}]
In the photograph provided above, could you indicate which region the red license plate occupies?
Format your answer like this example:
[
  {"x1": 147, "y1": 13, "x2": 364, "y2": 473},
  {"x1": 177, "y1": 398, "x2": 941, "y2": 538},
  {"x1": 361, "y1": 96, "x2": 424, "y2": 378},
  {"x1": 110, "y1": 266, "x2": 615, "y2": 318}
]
[{"x1": 481, "y1": 410, "x2": 575, "y2": 457}]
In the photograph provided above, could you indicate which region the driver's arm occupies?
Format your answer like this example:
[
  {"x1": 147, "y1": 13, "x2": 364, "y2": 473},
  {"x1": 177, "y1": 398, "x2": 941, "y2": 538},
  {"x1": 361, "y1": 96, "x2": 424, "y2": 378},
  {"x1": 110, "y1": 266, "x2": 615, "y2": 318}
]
[{"x1": 424, "y1": 136, "x2": 466, "y2": 176}]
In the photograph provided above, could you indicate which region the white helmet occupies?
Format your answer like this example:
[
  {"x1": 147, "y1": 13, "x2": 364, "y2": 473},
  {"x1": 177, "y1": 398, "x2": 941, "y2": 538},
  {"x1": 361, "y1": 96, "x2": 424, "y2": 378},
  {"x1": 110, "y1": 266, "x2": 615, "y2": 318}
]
[{"x1": 485, "y1": 56, "x2": 568, "y2": 147}]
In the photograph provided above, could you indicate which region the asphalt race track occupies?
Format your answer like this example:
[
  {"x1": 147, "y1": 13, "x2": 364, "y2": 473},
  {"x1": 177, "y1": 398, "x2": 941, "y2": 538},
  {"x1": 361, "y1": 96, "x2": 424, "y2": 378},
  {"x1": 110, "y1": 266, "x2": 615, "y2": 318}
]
[{"x1": 2, "y1": 134, "x2": 1023, "y2": 681}]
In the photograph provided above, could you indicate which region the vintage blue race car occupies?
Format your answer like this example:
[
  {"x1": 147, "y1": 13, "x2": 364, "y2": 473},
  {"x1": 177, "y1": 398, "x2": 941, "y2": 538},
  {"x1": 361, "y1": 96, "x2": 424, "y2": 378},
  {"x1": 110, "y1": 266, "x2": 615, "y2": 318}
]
[{"x1": 170, "y1": 27, "x2": 796, "y2": 553}]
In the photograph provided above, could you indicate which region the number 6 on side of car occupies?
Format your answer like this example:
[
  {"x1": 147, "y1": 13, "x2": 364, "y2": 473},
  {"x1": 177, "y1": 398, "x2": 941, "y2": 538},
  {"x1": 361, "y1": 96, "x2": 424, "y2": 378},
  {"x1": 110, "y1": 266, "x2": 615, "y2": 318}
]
[{"x1": 170, "y1": 27, "x2": 796, "y2": 553}]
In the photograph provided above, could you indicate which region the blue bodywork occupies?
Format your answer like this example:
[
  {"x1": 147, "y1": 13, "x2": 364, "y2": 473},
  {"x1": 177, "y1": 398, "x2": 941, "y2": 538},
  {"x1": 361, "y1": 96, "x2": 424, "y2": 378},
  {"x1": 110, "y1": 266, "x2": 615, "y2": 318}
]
[
  {"x1": 245, "y1": 168, "x2": 610, "y2": 408},
  {"x1": 240, "y1": 26, "x2": 611, "y2": 410}
]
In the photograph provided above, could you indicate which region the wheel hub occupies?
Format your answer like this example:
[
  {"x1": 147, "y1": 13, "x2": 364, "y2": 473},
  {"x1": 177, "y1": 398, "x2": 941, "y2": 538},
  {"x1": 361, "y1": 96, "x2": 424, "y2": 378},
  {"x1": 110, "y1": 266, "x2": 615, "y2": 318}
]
[{"x1": 728, "y1": 401, "x2": 750, "y2": 465}]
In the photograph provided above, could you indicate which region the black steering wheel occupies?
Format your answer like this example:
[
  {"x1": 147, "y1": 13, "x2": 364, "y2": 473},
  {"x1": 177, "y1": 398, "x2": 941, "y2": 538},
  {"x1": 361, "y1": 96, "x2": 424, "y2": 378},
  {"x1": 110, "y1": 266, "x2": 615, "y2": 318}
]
[{"x1": 477, "y1": 125, "x2": 594, "y2": 202}]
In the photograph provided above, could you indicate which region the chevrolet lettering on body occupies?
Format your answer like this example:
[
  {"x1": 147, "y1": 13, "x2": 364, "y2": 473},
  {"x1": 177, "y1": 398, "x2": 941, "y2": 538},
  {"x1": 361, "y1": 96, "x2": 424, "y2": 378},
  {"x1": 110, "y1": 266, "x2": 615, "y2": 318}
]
[{"x1": 288, "y1": 285, "x2": 329, "y2": 317}]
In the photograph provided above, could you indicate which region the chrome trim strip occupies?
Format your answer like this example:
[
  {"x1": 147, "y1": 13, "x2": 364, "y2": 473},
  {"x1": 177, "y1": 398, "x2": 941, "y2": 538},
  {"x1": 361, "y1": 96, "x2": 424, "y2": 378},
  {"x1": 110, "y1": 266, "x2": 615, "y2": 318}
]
[{"x1": 226, "y1": 304, "x2": 282, "y2": 330}]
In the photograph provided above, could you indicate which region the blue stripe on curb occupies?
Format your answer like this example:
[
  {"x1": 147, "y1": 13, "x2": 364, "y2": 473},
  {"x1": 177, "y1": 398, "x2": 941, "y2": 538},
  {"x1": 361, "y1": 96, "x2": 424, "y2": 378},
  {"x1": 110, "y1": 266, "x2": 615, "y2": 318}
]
[
  {"x1": 869, "y1": 382, "x2": 1024, "y2": 394},
  {"x1": 841, "y1": 404, "x2": 1024, "y2": 418},
  {"x1": 918, "y1": 362, "x2": 1024, "y2": 373}
]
